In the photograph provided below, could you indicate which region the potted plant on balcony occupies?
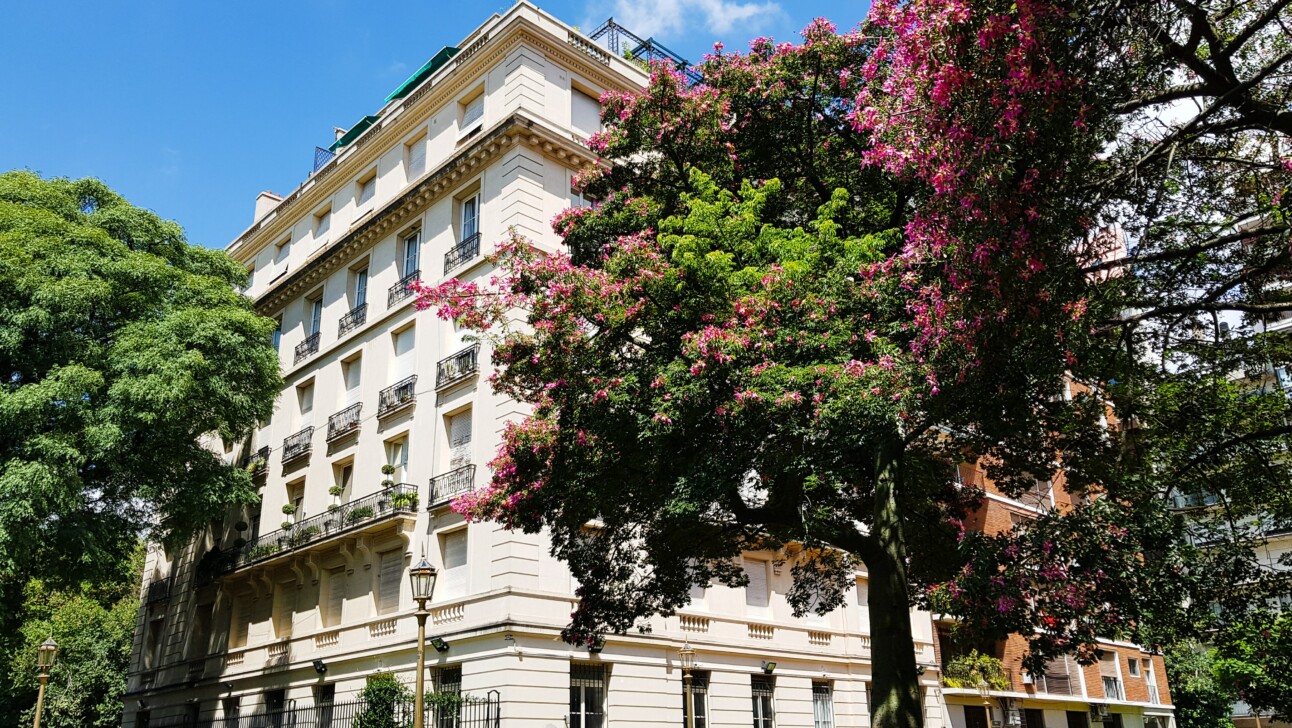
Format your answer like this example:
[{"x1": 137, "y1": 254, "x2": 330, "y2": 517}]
[
  {"x1": 346, "y1": 505, "x2": 375, "y2": 524},
  {"x1": 380, "y1": 464, "x2": 396, "y2": 488},
  {"x1": 390, "y1": 490, "x2": 419, "y2": 510}
]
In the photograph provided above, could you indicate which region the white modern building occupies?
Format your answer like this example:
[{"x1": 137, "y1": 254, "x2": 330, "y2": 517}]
[{"x1": 122, "y1": 4, "x2": 945, "y2": 726}]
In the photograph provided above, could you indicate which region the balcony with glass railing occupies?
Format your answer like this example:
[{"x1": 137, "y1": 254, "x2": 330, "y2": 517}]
[{"x1": 223, "y1": 483, "x2": 420, "y2": 573}]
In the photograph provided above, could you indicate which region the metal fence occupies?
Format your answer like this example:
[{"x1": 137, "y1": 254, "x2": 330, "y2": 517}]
[{"x1": 146, "y1": 692, "x2": 501, "y2": 728}]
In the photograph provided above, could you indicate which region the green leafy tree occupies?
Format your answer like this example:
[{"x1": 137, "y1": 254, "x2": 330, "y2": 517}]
[
  {"x1": 355, "y1": 672, "x2": 414, "y2": 728},
  {"x1": 1164, "y1": 646, "x2": 1238, "y2": 728},
  {"x1": 5, "y1": 545, "x2": 142, "y2": 728},
  {"x1": 1213, "y1": 610, "x2": 1292, "y2": 721}
]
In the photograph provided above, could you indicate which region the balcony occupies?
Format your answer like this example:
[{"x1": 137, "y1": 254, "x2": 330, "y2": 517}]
[
  {"x1": 1102, "y1": 676, "x2": 1124, "y2": 701},
  {"x1": 389, "y1": 269, "x2": 420, "y2": 307},
  {"x1": 338, "y1": 303, "x2": 368, "y2": 337},
  {"x1": 294, "y1": 332, "x2": 321, "y2": 364},
  {"x1": 378, "y1": 375, "x2": 417, "y2": 417},
  {"x1": 281, "y1": 427, "x2": 314, "y2": 463},
  {"x1": 326, "y1": 403, "x2": 362, "y2": 441},
  {"x1": 145, "y1": 577, "x2": 171, "y2": 604},
  {"x1": 239, "y1": 445, "x2": 270, "y2": 475},
  {"x1": 436, "y1": 344, "x2": 479, "y2": 389},
  {"x1": 429, "y1": 464, "x2": 476, "y2": 507},
  {"x1": 226, "y1": 483, "x2": 420, "y2": 571},
  {"x1": 444, "y1": 232, "x2": 481, "y2": 274}
]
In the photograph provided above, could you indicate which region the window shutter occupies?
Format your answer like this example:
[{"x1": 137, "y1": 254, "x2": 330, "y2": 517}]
[
  {"x1": 231, "y1": 598, "x2": 251, "y2": 648},
  {"x1": 408, "y1": 137, "x2": 426, "y2": 178},
  {"x1": 1099, "y1": 655, "x2": 1119, "y2": 677},
  {"x1": 393, "y1": 328, "x2": 416, "y2": 379},
  {"x1": 463, "y1": 97, "x2": 484, "y2": 128},
  {"x1": 327, "y1": 568, "x2": 346, "y2": 627},
  {"x1": 378, "y1": 550, "x2": 403, "y2": 614},
  {"x1": 448, "y1": 410, "x2": 472, "y2": 467},
  {"x1": 440, "y1": 529, "x2": 468, "y2": 599},
  {"x1": 744, "y1": 558, "x2": 769, "y2": 612},
  {"x1": 571, "y1": 89, "x2": 601, "y2": 136}
]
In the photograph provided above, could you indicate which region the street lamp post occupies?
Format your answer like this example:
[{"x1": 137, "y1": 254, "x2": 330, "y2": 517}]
[
  {"x1": 33, "y1": 638, "x2": 58, "y2": 728},
  {"x1": 409, "y1": 556, "x2": 439, "y2": 728},
  {"x1": 679, "y1": 641, "x2": 696, "y2": 728}
]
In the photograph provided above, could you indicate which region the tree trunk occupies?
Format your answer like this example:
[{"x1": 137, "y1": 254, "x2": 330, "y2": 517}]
[{"x1": 868, "y1": 457, "x2": 924, "y2": 728}]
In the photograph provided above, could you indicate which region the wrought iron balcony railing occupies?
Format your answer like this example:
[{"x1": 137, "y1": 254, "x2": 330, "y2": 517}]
[
  {"x1": 429, "y1": 464, "x2": 476, "y2": 507},
  {"x1": 377, "y1": 375, "x2": 417, "y2": 417},
  {"x1": 444, "y1": 232, "x2": 481, "y2": 274},
  {"x1": 388, "y1": 269, "x2": 420, "y2": 307},
  {"x1": 436, "y1": 344, "x2": 479, "y2": 389},
  {"x1": 294, "y1": 332, "x2": 321, "y2": 364},
  {"x1": 281, "y1": 427, "x2": 314, "y2": 463},
  {"x1": 226, "y1": 482, "x2": 419, "y2": 571},
  {"x1": 145, "y1": 576, "x2": 172, "y2": 604},
  {"x1": 238, "y1": 445, "x2": 270, "y2": 474},
  {"x1": 338, "y1": 303, "x2": 368, "y2": 337},
  {"x1": 326, "y1": 403, "x2": 362, "y2": 441}
]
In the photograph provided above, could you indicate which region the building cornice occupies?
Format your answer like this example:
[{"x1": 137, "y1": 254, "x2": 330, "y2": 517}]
[
  {"x1": 253, "y1": 112, "x2": 597, "y2": 315},
  {"x1": 228, "y1": 16, "x2": 644, "y2": 263}
]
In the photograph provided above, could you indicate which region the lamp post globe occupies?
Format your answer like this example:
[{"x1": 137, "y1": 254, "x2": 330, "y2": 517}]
[
  {"x1": 32, "y1": 637, "x2": 58, "y2": 728},
  {"x1": 410, "y1": 556, "x2": 438, "y2": 602}
]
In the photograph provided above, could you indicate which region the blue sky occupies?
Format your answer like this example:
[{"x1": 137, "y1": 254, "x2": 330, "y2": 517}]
[{"x1": 0, "y1": 0, "x2": 866, "y2": 250}]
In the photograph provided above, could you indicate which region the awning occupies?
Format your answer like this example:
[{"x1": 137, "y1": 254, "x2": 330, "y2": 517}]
[
  {"x1": 329, "y1": 115, "x2": 382, "y2": 152},
  {"x1": 385, "y1": 46, "x2": 461, "y2": 102}
]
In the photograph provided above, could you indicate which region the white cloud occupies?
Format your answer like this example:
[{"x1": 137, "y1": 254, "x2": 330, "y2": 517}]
[{"x1": 599, "y1": 0, "x2": 783, "y2": 40}]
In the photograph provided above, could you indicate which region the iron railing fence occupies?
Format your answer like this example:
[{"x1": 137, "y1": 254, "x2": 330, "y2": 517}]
[
  {"x1": 240, "y1": 445, "x2": 271, "y2": 474},
  {"x1": 429, "y1": 465, "x2": 476, "y2": 507},
  {"x1": 295, "y1": 332, "x2": 321, "y2": 364},
  {"x1": 145, "y1": 576, "x2": 172, "y2": 604},
  {"x1": 436, "y1": 345, "x2": 479, "y2": 389},
  {"x1": 338, "y1": 304, "x2": 368, "y2": 337},
  {"x1": 378, "y1": 376, "x2": 418, "y2": 417},
  {"x1": 281, "y1": 428, "x2": 314, "y2": 463},
  {"x1": 225, "y1": 483, "x2": 418, "y2": 571},
  {"x1": 139, "y1": 691, "x2": 500, "y2": 728},
  {"x1": 389, "y1": 269, "x2": 421, "y2": 307},
  {"x1": 326, "y1": 404, "x2": 363, "y2": 441},
  {"x1": 444, "y1": 233, "x2": 481, "y2": 274}
]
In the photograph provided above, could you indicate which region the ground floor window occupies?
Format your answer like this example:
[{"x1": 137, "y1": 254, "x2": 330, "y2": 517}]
[
  {"x1": 812, "y1": 682, "x2": 834, "y2": 728},
  {"x1": 682, "y1": 670, "x2": 709, "y2": 727},
  {"x1": 570, "y1": 663, "x2": 606, "y2": 728},
  {"x1": 1067, "y1": 710, "x2": 1091, "y2": 728},
  {"x1": 1024, "y1": 708, "x2": 1046, "y2": 728},
  {"x1": 752, "y1": 676, "x2": 775, "y2": 728},
  {"x1": 965, "y1": 705, "x2": 990, "y2": 728}
]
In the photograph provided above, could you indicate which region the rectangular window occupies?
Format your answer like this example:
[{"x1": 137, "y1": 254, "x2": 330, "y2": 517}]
[
  {"x1": 309, "y1": 296, "x2": 324, "y2": 336},
  {"x1": 1066, "y1": 711, "x2": 1090, "y2": 728},
  {"x1": 343, "y1": 356, "x2": 362, "y2": 406},
  {"x1": 855, "y1": 579, "x2": 870, "y2": 631},
  {"x1": 314, "y1": 207, "x2": 331, "y2": 242},
  {"x1": 751, "y1": 676, "x2": 775, "y2": 728},
  {"x1": 325, "y1": 568, "x2": 346, "y2": 628},
  {"x1": 462, "y1": 95, "x2": 484, "y2": 130},
  {"x1": 435, "y1": 666, "x2": 463, "y2": 728},
  {"x1": 386, "y1": 437, "x2": 409, "y2": 483},
  {"x1": 189, "y1": 604, "x2": 214, "y2": 659},
  {"x1": 1128, "y1": 658, "x2": 1140, "y2": 677},
  {"x1": 812, "y1": 682, "x2": 834, "y2": 728},
  {"x1": 298, "y1": 382, "x2": 315, "y2": 421},
  {"x1": 439, "y1": 528, "x2": 468, "y2": 600},
  {"x1": 378, "y1": 550, "x2": 403, "y2": 614},
  {"x1": 357, "y1": 174, "x2": 375, "y2": 207},
  {"x1": 406, "y1": 134, "x2": 427, "y2": 179},
  {"x1": 230, "y1": 597, "x2": 251, "y2": 649},
  {"x1": 571, "y1": 88, "x2": 601, "y2": 137},
  {"x1": 461, "y1": 195, "x2": 479, "y2": 240},
  {"x1": 402, "y1": 231, "x2": 421, "y2": 276},
  {"x1": 1024, "y1": 709, "x2": 1046, "y2": 728},
  {"x1": 744, "y1": 558, "x2": 770, "y2": 617},
  {"x1": 392, "y1": 326, "x2": 416, "y2": 380},
  {"x1": 221, "y1": 697, "x2": 240, "y2": 728},
  {"x1": 1105, "y1": 715, "x2": 1124, "y2": 728},
  {"x1": 145, "y1": 617, "x2": 163, "y2": 668},
  {"x1": 570, "y1": 663, "x2": 606, "y2": 728},
  {"x1": 271, "y1": 316, "x2": 282, "y2": 352},
  {"x1": 683, "y1": 671, "x2": 709, "y2": 728},
  {"x1": 352, "y1": 267, "x2": 368, "y2": 308},
  {"x1": 448, "y1": 409, "x2": 472, "y2": 468},
  {"x1": 965, "y1": 707, "x2": 990, "y2": 728},
  {"x1": 316, "y1": 684, "x2": 336, "y2": 728}
]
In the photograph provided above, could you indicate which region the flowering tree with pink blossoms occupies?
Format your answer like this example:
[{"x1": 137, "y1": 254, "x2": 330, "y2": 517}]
[{"x1": 414, "y1": 2, "x2": 1292, "y2": 726}]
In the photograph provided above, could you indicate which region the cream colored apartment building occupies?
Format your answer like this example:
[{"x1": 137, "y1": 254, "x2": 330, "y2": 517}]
[{"x1": 122, "y1": 4, "x2": 945, "y2": 726}]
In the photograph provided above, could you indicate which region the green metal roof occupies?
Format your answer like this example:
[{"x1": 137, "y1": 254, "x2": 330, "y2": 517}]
[
  {"x1": 328, "y1": 115, "x2": 381, "y2": 152},
  {"x1": 385, "y1": 46, "x2": 461, "y2": 102}
]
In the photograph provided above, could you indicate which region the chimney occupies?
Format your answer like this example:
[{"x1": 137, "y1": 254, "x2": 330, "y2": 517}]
[
  {"x1": 334, "y1": 127, "x2": 347, "y2": 142},
  {"x1": 254, "y1": 191, "x2": 283, "y2": 222}
]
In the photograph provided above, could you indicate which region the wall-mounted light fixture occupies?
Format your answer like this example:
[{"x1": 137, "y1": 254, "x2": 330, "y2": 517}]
[
  {"x1": 589, "y1": 636, "x2": 605, "y2": 654},
  {"x1": 431, "y1": 637, "x2": 450, "y2": 653},
  {"x1": 915, "y1": 664, "x2": 927, "y2": 675},
  {"x1": 761, "y1": 661, "x2": 777, "y2": 674},
  {"x1": 313, "y1": 660, "x2": 328, "y2": 675}
]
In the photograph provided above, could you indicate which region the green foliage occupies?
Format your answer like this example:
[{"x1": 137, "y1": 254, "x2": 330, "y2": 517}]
[
  {"x1": 942, "y1": 651, "x2": 1011, "y2": 691},
  {"x1": 0, "y1": 171, "x2": 282, "y2": 587},
  {"x1": 288, "y1": 526, "x2": 321, "y2": 546},
  {"x1": 3, "y1": 544, "x2": 141, "y2": 728},
  {"x1": 1164, "y1": 646, "x2": 1238, "y2": 728},
  {"x1": 347, "y1": 506, "x2": 375, "y2": 523},
  {"x1": 281, "y1": 503, "x2": 297, "y2": 515},
  {"x1": 1212, "y1": 611, "x2": 1292, "y2": 720},
  {"x1": 390, "y1": 492, "x2": 419, "y2": 509},
  {"x1": 354, "y1": 673, "x2": 413, "y2": 728},
  {"x1": 329, "y1": 485, "x2": 344, "y2": 497}
]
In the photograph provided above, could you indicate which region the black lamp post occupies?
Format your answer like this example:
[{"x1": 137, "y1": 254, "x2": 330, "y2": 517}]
[
  {"x1": 680, "y1": 641, "x2": 696, "y2": 728},
  {"x1": 33, "y1": 638, "x2": 58, "y2": 728},
  {"x1": 410, "y1": 556, "x2": 438, "y2": 728}
]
